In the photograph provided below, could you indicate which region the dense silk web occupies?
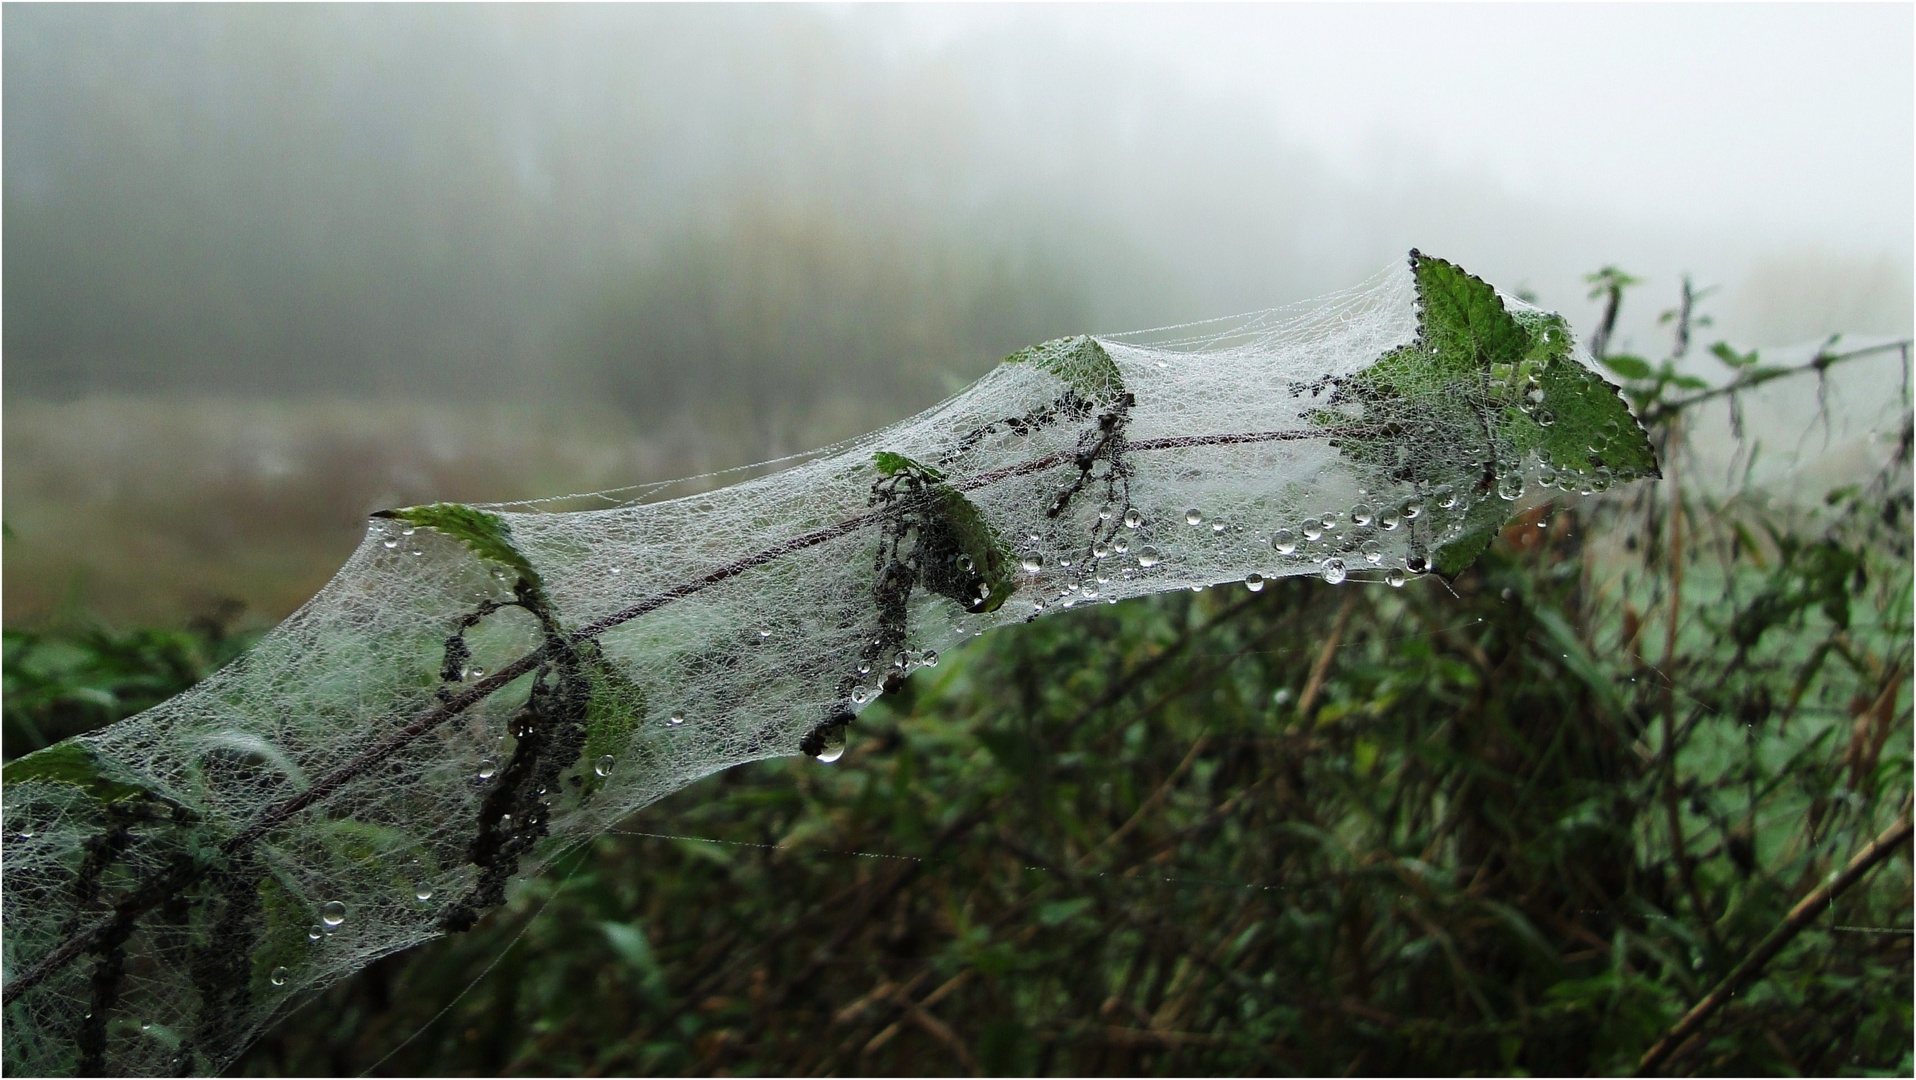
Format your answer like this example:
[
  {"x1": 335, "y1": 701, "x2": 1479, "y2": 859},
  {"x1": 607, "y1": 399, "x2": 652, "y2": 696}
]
[{"x1": 1, "y1": 254, "x2": 1655, "y2": 1075}]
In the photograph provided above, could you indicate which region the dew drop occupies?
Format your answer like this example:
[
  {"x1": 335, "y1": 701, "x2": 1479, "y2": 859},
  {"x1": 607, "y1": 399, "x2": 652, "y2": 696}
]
[
  {"x1": 270, "y1": 967, "x2": 289, "y2": 987},
  {"x1": 1321, "y1": 558, "x2": 1347, "y2": 585},
  {"x1": 758, "y1": 628, "x2": 772, "y2": 638},
  {"x1": 1098, "y1": 504, "x2": 1115, "y2": 521},
  {"x1": 1272, "y1": 687, "x2": 1293, "y2": 707},
  {"x1": 1350, "y1": 503, "x2": 1374, "y2": 527},
  {"x1": 1092, "y1": 541, "x2": 1110, "y2": 559},
  {"x1": 1321, "y1": 513, "x2": 1339, "y2": 530},
  {"x1": 1407, "y1": 553, "x2": 1430, "y2": 574},
  {"x1": 1592, "y1": 466, "x2": 1614, "y2": 492},
  {"x1": 1081, "y1": 586, "x2": 1099, "y2": 599},
  {"x1": 1386, "y1": 568, "x2": 1407, "y2": 588},
  {"x1": 1212, "y1": 521, "x2": 1226, "y2": 534},
  {"x1": 1497, "y1": 473, "x2": 1526, "y2": 501},
  {"x1": 922, "y1": 650, "x2": 939, "y2": 667},
  {"x1": 594, "y1": 755, "x2": 615, "y2": 777},
  {"x1": 1404, "y1": 500, "x2": 1423, "y2": 519},
  {"x1": 1272, "y1": 529, "x2": 1297, "y2": 555},
  {"x1": 1123, "y1": 508, "x2": 1143, "y2": 528},
  {"x1": 813, "y1": 728, "x2": 847, "y2": 763},
  {"x1": 1021, "y1": 554, "x2": 1044, "y2": 574},
  {"x1": 895, "y1": 651, "x2": 913, "y2": 669},
  {"x1": 1535, "y1": 408, "x2": 1556, "y2": 427},
  {"x1": 1537, "y1": 464, "x2": 1558, "y2": 488},
  {"x1": 381, "y1": 537, "x2": 400, "y2": 550},
  {"x1": 469, "y1": 667, "x2": 484, "y2": 679},
  {"x1": 856, "y1": 659, "x2": 873, "y2": 674},
  {"x1": 957, "y1": 554, "x2": 975, "y2": 572},
  {"x1": 608, "y1": 566, "x2": 622, "y2": 576},
  {"x1": 1379, "y1": 510, "x2": 1401, "y2": 531},
  {"x1": 1362, "y1": 540, "x2": 1384, "y2": 565},
  {"x1": 476, "y1": 759, "x2": 498, "y2": 781},
  {"x1": 1244, "y1": 573, "x2": 1265, "y2": 593},
  {"x1": 308, "y1": 925, "x2": 324, "y2": 942},
  {"x1": 1136, "y1": 546, "x2": 1161, "y2": 568},
  {"x1": 1438, "y1": 493, "x2": 1459, "y2": 510},
  {"x1": 1112, "y1": 536, "x2": 1131, "y2": 554},
  {"x1": 320, "y1": 901, "x2": 346, "y2": 928},
  {"x1": 667, "y1": 714, "x2": 685, "y2": 727},
  {"x1": 1186, "y1": 508, "x2": 1203, "y2": 526},
  {"x1": 851, "y1": 687, "x2": 872, "y2": 705},
  {"x1": 415, "y1": 884, "x2": 434, "y2": 902},
  {"x1": 1302, "y1": 523, "x2": 1324, "y2": 542},
  {"x1": 401, "y1": 527, "x2": 416, "y2": 536}
]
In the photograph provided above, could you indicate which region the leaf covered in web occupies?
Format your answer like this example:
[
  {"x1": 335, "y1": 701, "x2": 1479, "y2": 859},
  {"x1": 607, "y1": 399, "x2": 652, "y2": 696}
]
[{"x1": 0, "y1": 254, "x2": 1656, "y2": 1076}]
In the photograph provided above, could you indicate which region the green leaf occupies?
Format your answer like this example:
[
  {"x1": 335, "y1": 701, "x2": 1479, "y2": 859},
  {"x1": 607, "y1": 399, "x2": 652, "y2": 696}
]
[
  {"x1": 580, "y1": 650, "x2": 648, "y2": 793},
  {"x1": 872, "y1": 451, "x2": 944, "y2": 480},
  {"x1": 2, "y1": 740, "x2": 164, "y2": 806},
  {"x1": 1003, "y1": 335, "x2": 1126, "y2": 405},
  {"x1": 931, "y1": 486, "x2": 1017, "y2": 613},
  {"x1": 1601, "y1": 354, "x2": 1653, "y2": 380},
  {"x1": 1330, "y1": 252, "x2": 1659, "y2": 580},
  {"x1": 375, "y1": 503, "x2": 542, "y2": 591},
  {"x1": 1433, "y1": 495, "x2": 1509, "y2": 579},
  {"x1": 1710, "y1": 342, "x2": 1760, "y2": 369}
]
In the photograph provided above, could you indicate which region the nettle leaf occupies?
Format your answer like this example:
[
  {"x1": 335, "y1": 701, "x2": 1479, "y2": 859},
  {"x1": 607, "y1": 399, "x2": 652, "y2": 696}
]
[
  {"x1": 875, "y1": 451, "x2": 1017, "y2": 614},
  {"x1": 2, "y1": 741, "x2": 165, "y2": 806},
  {"x1": 1325, "y1": 252, "x2": 1657, "y2": 577},
  {"x1": 376, "y1": 503, "x2": 542, "y2": 591},
  {"x1": 580, "y1": 651, "x2": 648, "y2": 793},
  {"x1": 1004, "y1": 335, "x2": 1126, "y2": 405},
  {"x1": 872, "y1": 451, "x2": 944, "y2": 480}
]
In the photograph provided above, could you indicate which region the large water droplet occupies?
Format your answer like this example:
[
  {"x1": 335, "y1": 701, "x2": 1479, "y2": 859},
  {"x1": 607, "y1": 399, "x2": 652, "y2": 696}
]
[
  {"x1": 1535, "y1": 407, "x2": 1556, "y2": 427},
  {"x1": 856, "y1": 659, "x2": 872, "y2": 674},
  {"x1": 1403, "y1": 500, "x2": 1424, "y2": 519},
  {"x1": 382, "y1": 537, "x2": 400, "y2": 550},
  {"x1": 415, "y1": 884, "x2": 434, "y2": 902},
  {"x1": 1537, "y1": 464, "x2": 1558, "y2": 488},
  {"x1": 758, "y1": 627, "x2": 772, "y2": 639},
  {"x1": 1112, "y1": 536, "x2": 1131, "y2": 554},
  {"x1": 1362, "y1": 541, "x2": 1384, "y2": 565},
  {"x1": 922, "y1": 650, "x2": 939, "y2": 667},
  {"x1": 1350, "y1": 504, "x2": 1374, "y2": 527},
  {"x1": 667, "y1": 713, "x2": 685, "y2": 726},
  {"x1": 270, "y1": 967, "x2": 289, "y2": 987},
  {"x1": 1321, "y1": 558, "x2": 1347, "y2": 585},
  {"x1": 307, "y1": 925, "x2": 324, "y2": 942},
  {"x1": 1244, "y1": 573, "x2": 1265, "y2": 593},
  {"x1": 1136, "y1": 546, "x2": 1161, "y2": 568},
  {"x1": 1302, "y1": 523, "x2": 1323, "y2": 542},
  {"x1": 1272, "y1": 529, "x2": 1297, "y2": 555},
  {"x1": 1185, "y1": 508, "x2": 1203, "y2": 526},
  {"x1": 1379, "y1": 510, "x2": 1400, "y2": 531},
  {"x1": 813, "y1": 728, "x2": 847, "y2": 763},
  {"x1": 1592, "y1": 467, "x2": 1614, "y2": 493},
  {"x1": 320, "y1": 901, "x2": 346, "y2": 928},
  {"x1": 1498, "y1": 473, "x2": 1525, "y2": 501},
  {"x1": 595, "y1": 755, "x2": 615, "y2": 778},
  {"x1": 1021, "y1": 554, "x2": 1044, "y2": 574},
  {"x1": 1438, "y1": 493, "x2": 1459, "y2": 510},
  {"x1": 1092, "y1": 541, "x2": 1110, "y2": 559},
  {"x1": 850, "y1": 686, "x2": 872, "y2": 704},
  {"x1": 1385, "y1": 569, "x2": 1407, "y2": 588},
  {"x1": 1407, "y1": 553, "x2": 1430, "y2": 575},
  {"x1": 476, "y1": 759, "x2": 498, "y2": 781},
  {"x1": 1098, "y1": 504, "x2": 1115, "y2": 521},
  {"x1": 1123, "y1": 508, "x2": 1143, "y2": 529}
]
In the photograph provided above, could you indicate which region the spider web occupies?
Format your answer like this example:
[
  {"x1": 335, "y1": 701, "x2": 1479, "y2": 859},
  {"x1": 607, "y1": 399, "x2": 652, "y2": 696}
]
[{"x1": 0, "y1": 255, "x2": 1651, "y2": 1075}]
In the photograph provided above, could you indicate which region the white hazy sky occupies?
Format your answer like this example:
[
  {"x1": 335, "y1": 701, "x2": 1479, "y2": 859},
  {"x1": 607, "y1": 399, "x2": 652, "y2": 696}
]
[{"x1": 878, "y1": 3, "x2": 1913, "y2": 255}]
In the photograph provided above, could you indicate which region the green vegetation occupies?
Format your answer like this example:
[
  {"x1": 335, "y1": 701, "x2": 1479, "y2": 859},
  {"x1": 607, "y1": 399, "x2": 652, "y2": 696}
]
[{"x1": 5, "y1": 276, "x2": 1908, "y2": 1077}]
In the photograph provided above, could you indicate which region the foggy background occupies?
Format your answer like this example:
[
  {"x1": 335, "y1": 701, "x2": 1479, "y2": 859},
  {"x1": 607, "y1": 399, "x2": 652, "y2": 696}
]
[{"x1": 4, "y1": 3, "x2": 1912, "y2": 625}]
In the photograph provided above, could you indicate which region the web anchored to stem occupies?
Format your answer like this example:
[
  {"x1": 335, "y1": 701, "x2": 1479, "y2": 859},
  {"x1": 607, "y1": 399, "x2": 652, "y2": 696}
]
[{"x1": 1, "y1": 252, "x2": 1656, "y2": 1075}]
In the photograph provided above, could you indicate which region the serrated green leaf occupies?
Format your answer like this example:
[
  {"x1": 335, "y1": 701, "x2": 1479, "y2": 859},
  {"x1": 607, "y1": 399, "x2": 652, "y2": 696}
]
[
  {"x1": 2, "y1": 740, "x2": 161, "y2": 805},
  {"x1": 1532, "y1": 363, "x2": 1661, "y2": 479},
  {"x1": 1433, "y1": 496, "x2": 1509, "y2": 579},
  {"x1": 872, "y1": 451, "x2": 944, "y2": 480},
  {"x1": 376, "y1": 503, "x2": 542, "y2": 591},
  {"x1": 1003, "y1": 335, "x2": 1126, "y2": 405}
]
